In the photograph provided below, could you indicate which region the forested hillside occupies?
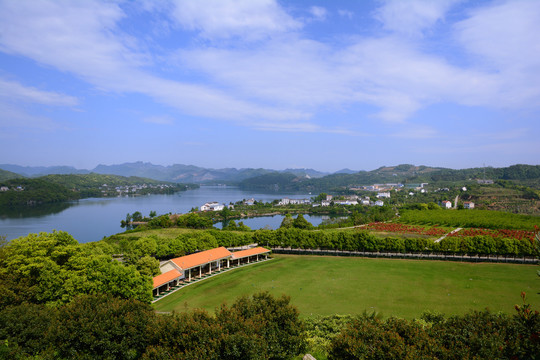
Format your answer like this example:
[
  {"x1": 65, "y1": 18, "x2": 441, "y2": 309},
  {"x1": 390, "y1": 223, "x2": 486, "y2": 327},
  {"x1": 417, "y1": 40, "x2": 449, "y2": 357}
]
[
  {"x1": 0, "y1": 173, "x2": 197, "y2": 207},
  {"x1": 239, "y1": 164, "x2": 540, "y2": 192},
  {"x1": 0, "y1": 169, "x2": 23, "y2": 182}
]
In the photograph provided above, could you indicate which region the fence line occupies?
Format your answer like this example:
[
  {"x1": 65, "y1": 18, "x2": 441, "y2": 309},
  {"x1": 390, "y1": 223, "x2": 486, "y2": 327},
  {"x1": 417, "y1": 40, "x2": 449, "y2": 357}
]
[{"x1": 270, "y1": 247, "x2": 538, "y2": 264}]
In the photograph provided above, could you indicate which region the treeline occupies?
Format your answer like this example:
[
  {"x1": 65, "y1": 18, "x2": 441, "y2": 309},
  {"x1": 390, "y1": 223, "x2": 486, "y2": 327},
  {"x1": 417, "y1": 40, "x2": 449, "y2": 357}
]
[
  {"x1": 41, "y1": 173, "x2": 196, "y2": 197},
  {"x1": 252, "y1": 228, "x2": 537, "y2": 256},
  {"x1": 0, "y1": 174, "x2": 197, "y2": 208},
  {"x1": 239, "y1": 164, "x2": 540, "y2": 192},
  {"x1": 0, "y1": 292, "x2": 305, "y2": 360},
  {"x1": 109, "y1": 227, "x2": 538, "y2": 261},
  {"x1": 0, "y1": 178, "x2": 76, "y2": 207},
  {"x1": 398, "y1": 209, "x2": 539, "y2": 230}
]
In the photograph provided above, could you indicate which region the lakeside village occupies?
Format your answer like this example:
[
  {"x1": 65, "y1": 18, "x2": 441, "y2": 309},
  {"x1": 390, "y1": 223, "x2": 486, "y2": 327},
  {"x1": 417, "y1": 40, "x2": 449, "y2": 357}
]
[
  {"x1": 199, "y1": 182, "x2": 474, "y2": 212},
  {"x1": 0, "y1": 183, "x2": 176, "y2": 196}
]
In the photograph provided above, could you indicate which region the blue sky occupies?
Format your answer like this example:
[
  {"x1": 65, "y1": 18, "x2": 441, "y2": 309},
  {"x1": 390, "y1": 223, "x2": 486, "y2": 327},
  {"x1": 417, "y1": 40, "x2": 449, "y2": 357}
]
[{"x1": 0, "y1": 0, "x2": 539, "y2": 172}]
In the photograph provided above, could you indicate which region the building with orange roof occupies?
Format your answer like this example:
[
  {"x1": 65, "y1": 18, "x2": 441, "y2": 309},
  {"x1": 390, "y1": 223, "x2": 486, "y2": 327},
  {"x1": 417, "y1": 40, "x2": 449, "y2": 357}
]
[
  {"x1": 152, "y1": 246, "x2": 271, "y2": 297},
  {"x1": 231, "y1": 247, "x2": 271, "y2": 266},
  {"x1": 152, "y1": 247, "x2": 233, "y2": 296}
]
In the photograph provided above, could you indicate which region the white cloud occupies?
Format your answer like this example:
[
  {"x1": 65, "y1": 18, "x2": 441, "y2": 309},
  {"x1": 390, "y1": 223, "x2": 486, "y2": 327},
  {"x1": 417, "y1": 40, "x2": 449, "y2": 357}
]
[
  {"x1": 169, "y1": 0, "x2": 301, "y2": 40},
  {"x1": 455, "y1": 0, "x2": 540, "y2": 107},
  {"x1": 309, "y1": 6, "x2": 327, "y2": 21},
  {"x1": 375, "y1": 0, "x2": 461, "y2": 38},
  {"x1": 1, "y1": 0, "x2": 538, "y2": 136},
  {"x1": 0, "y1": 0, "x2": 307, "y2": 124},
  {"x1": 0, "y1": 78, "x2": 78, "y2": 106}
]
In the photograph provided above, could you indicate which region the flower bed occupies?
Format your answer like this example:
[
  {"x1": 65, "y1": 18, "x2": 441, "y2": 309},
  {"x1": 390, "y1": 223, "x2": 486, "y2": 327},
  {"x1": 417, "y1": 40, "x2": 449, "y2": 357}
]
[{"x1": 365, "y1": 222, "x2": 447, "y2": 236}]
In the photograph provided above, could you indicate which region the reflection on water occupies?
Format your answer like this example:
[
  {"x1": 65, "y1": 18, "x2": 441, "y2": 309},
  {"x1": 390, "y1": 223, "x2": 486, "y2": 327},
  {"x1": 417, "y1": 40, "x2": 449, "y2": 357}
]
[
  {"x1": 216, "y1": 214, "x2": 337, "y2": 230},
  {"x1": 0, "y1": 202, "x2": 74, "y2": 219},
  {"x1": 0, "y1": 186, "x2": 315, "y2": 243}
]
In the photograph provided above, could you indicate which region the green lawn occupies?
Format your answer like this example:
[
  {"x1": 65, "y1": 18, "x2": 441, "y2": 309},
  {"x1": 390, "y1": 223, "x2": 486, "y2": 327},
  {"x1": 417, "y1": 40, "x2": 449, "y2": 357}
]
[{"x1": 153, "y1": 255, "x2": 539, "y2": 319}]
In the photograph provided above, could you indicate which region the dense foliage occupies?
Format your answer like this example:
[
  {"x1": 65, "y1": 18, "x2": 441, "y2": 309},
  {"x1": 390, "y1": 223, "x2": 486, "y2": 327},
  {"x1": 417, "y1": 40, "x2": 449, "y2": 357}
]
[
  {"x1": 0, "y1": 174, "x2": 195, "y2": 208},
  {"x1": 0, "y1": 231, "x2": 152, "y2": 307},
  {"x1": 326, "y1": 299, "x2": 540, "y2": 359},
  {"x1": 239, "y1": 164, "x2": 540, "y2": 192},
  {"x1": 0, "y1": 178, "x2": 76, "y2": 206},
  {"x1": 0, "y1": 168, "x2": 23, "y2": 181},
  {"x1": 398, "y1": 209, "x2": 539, "y2": 230},
  {"x1": 0, "y1": 292, "x2": 306, "y2": 360}
]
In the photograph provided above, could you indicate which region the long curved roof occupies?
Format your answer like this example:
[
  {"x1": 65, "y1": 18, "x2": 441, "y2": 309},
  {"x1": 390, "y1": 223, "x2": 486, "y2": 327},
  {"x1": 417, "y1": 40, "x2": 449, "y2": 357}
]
[
  {"x1": 231, "y1": 247, "x2": 270, "y2": 259},
  {"x1": 171, "y1": 246, "x2": 232, "y2": 270}
]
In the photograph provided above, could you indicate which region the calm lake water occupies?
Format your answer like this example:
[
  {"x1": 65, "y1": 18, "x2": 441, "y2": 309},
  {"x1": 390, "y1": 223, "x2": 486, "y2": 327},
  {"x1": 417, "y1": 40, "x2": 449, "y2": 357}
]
[{"x1": 0, "y1": 186, "x2": 329, "y2": 243}]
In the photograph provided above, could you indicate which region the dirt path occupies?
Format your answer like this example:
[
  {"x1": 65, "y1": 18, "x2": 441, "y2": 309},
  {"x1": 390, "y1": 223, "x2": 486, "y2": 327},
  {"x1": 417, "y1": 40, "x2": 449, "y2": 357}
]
[{"x1": 435, "y1": 227, "x2": 462, "y2": 243}]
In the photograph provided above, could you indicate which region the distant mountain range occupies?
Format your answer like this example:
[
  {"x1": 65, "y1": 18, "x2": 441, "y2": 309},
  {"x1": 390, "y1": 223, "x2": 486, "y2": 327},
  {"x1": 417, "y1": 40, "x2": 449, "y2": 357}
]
[
  {"x1": 2, "y1": 163, "x2": 539, "y2": 191},
  {"x1": 0, "y1": 162, "x2": 331, "y2": 183},
  {"x1": 239, "y1": 164, "x2": 540, "y2": 191}
]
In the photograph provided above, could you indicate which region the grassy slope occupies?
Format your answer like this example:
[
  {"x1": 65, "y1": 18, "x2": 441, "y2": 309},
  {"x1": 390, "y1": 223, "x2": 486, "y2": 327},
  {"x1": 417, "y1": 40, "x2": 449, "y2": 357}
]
[{"x1": 153, "y1": 254, "x2": 539, "y2": 319}]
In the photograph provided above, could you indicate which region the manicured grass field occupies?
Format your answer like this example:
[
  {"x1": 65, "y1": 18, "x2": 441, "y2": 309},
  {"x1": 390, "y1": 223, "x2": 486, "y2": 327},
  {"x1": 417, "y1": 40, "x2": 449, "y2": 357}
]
[{"x1": 153, "y1": 254, "x2": 539, "y2": 319}]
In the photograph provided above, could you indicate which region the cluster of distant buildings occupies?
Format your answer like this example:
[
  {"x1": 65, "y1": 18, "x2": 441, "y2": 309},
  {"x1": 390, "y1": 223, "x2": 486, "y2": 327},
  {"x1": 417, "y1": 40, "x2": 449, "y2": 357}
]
[
  {"x1": 349, "y1": 182, "x2": 428, "y2": 192},
  {"x1": 199, "y1": 194, "x2": 388, "y2": 212},
  {"x1": 99, "y1": 183, "x2": 173, "y2": 196},
  {"x1": 441, "y1": 200, "x2": 475, "y2": 209},
  {"x1": 0, "y1": 185, "x2": 23, "y2": 191}
]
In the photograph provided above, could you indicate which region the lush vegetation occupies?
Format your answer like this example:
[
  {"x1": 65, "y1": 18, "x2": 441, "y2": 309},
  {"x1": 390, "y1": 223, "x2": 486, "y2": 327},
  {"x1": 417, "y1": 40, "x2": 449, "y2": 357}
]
[
  {"x1": 0, "y1": 231, "x2": 152, "y2": 307},
  {"x1": 398, "y1": 209, "x2": 539, "y2": 230},
  {"x1": 0, "y1": 292, "x2": 305, "y2": 360},
  {"x1": 0, "y1": 168, "x2": 23, "y2": 181},
  {"x1": 1, "y1": 227, "x2": 538, "y2": 359},
  {"x1": 0, "y1": 178, "x2": 76, "y2": 207},
  {"x1": 109, "y1": 222, "x2": 538, "y2": 258},
  {"x1": 239, "y1": 164, "x2": 540, "y2": 192},
  {"x1": 326, "y1": 302, "x2": 539, "y2": 359},
  {"x1": 0, "y1": 173, "x2": 196, "y2": 208}
]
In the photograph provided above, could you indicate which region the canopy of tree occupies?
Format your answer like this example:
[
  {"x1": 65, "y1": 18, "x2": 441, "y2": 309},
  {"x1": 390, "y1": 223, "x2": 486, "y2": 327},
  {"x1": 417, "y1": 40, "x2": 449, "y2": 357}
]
[
  {"x1": 0, "y1": 292, "x2": 306, "y2": 360},
  {"x1": 0, "y1": 231, "x2": 152, "y2": 307}
]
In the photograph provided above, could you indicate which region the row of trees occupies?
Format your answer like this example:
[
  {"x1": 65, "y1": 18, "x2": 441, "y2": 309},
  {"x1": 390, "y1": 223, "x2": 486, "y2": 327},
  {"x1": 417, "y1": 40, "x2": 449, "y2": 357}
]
[
  {"x1": 111, "y1": 227, "x2": 537, "y2": 265},
  {"x1": 252, "y1": 228, "x2": 537, "y2": 256},
  {"x1": 0, "y1": 292, "x2": 305, "y2": 360}
]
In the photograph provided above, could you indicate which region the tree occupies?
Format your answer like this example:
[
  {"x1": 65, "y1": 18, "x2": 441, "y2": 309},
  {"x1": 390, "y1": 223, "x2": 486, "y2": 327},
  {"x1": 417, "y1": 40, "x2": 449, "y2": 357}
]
[
  {"x1": 136, "y1": 256, "x2": 160, "y2": 277},
  {"x1": 149, "y1": 210, "x2": 157, "y2": 218},
  {"x1": 221, "y1": 206, "x2": 232, "y2": 221},
  {"x1": 132, "y1": 211, "x2": 143, "y2": 222},
  {"x1": 313, "y1": 193, "x2": 328, "y2": 202},
  {"x1": 280, "y1": 214, "x2": 294, "y2": 229},
  {"x1": 52, "y1": 295, "x2": 156, "y2": 360},
  {"x1": 293, "y1": 214, "x2": 314, "y2": 230},
  {"x1": 216, "y1": 292, "x2": 306, "y2": 360}
]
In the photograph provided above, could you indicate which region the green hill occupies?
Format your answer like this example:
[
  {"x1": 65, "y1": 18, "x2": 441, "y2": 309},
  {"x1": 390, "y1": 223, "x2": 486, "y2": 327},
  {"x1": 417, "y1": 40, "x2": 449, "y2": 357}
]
[
  {"x1": 239, "y1": 164, "x2": 540, "y2": 192},
  {"x1": 0, "y1": 173, "x2": 197, "y2": 208},
  {"x1": 0, "y1": 168, "x2": 24, "y2": 181}
]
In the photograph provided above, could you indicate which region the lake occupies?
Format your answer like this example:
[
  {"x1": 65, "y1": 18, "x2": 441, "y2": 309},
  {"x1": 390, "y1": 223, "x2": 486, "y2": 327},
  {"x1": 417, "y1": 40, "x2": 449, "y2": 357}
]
[{"x1": 0, "y1": 186, "x2": 331, "y2": 243}]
